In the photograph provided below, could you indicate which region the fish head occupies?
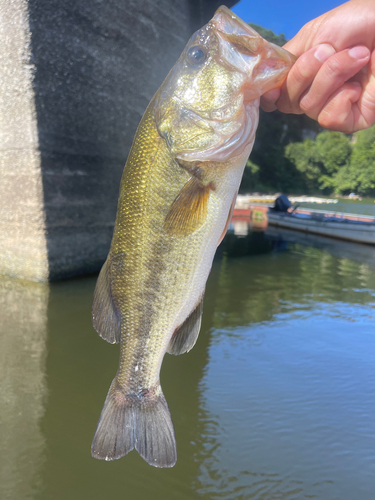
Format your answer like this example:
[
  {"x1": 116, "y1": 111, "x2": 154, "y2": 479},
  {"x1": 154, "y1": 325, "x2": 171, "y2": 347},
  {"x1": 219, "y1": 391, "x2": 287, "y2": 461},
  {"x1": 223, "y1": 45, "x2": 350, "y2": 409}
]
[{"x1": 155, "y1": 5, "x2": 296, "y2": 162}]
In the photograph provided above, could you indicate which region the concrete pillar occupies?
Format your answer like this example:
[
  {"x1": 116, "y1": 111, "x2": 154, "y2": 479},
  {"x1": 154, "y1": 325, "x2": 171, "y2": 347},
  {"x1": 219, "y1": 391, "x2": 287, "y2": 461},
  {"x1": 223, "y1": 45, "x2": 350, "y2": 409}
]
[
  {"x1": 0, "y1": 0, "x2": 234, "y2": 281},
  {"x1": 0, "y1": 0, "x2": 48, "y2": 281}
]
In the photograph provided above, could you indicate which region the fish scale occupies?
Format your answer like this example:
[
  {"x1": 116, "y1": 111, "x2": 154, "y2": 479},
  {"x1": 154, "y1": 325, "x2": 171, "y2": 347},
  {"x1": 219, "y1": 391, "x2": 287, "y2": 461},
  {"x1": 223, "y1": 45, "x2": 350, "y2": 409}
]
[
  {"x1": 113, "y1": 104, "x2": 205, "y2": 389},
  {"x1": 91, "y1": 5, "x2": 295, "y2": 467}
]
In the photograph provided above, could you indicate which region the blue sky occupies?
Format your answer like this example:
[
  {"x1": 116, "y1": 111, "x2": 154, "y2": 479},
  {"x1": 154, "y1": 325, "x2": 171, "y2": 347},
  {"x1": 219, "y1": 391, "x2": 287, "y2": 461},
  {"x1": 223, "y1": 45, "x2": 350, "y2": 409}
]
[{"x1": 231, "y1": 0, "x2": 344, "y2": 40}]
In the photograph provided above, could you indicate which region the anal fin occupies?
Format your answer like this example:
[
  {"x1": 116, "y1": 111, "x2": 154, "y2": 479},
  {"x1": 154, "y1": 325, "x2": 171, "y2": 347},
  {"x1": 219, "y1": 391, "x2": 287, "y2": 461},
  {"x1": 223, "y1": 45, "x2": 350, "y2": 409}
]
[
  {"x1": 92, "y1": 258, "x2": 121, "y2": 344},
  {"x1": 168, "y1": 294, "x2": 204, "y2": 355}
]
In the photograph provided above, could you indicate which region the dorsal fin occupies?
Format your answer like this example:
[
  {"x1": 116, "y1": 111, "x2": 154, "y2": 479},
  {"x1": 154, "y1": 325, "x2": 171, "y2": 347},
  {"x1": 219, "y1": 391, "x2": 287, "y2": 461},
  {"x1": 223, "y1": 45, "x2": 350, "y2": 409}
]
[
  {"x1": 163, "y1": 177, "x2": 212, "y2": 237},
  {"x1": 168, "y1": 294, "x2": 204, "y2": 355},
  {"x1": 92, "y1": 258, "x2": 121, "y2": 344}
]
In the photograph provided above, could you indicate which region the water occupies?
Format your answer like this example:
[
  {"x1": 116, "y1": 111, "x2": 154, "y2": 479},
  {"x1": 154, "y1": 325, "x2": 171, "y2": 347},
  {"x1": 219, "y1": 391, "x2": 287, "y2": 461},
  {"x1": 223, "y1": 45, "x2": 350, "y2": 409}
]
[{"x1": 1, "y1": 208, "x2": 375, "y2": 500}]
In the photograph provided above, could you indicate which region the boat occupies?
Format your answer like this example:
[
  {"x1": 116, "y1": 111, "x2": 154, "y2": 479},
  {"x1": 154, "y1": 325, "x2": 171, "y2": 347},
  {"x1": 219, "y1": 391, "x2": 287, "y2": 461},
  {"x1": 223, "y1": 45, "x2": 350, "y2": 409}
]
[{"x1": 233, "y1": 195, "x2": 375, "y2": 245}]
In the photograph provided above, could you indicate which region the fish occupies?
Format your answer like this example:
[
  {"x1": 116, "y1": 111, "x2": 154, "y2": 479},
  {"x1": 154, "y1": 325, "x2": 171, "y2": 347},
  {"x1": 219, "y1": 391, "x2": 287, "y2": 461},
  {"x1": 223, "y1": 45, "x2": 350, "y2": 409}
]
[{"x1": 91, "y1": 5, "x2": 295, "y2": 468}]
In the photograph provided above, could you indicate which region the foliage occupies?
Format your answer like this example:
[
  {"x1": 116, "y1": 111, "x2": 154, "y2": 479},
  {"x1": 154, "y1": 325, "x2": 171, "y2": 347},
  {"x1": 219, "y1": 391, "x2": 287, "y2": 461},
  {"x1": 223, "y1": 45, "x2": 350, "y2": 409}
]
[
  {"x1": 285, "y1": 131, "x2": 352, "y2": 193},
  {"x1": 285, "y1": 139, "x2": 322, "y2": 190},
  {"x1": 239, "y1": 109, "x2": 320, "y2": 193},
  {"x1": 249, "y1": 23, "x2": 287, "y2": 47},
  {"x1": 350, "y1": 127, "x2": 375, "y2": 193},
  {"x1": 284, "y1": 127, "x2": 375, "y2": 195}
]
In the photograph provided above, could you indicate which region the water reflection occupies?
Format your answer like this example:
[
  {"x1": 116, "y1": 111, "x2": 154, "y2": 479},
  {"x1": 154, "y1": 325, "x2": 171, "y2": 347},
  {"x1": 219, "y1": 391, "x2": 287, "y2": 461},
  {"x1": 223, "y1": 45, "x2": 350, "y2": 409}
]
[
  {"x1": 36, "y1": 276, "x2": 214, "y2": 500},
  {"x1": 1, "y1": 227, "x2": 375, "y2": 499},
  {"x1": 194, "y1": 231, "x2": 375, "y2": 499},
  {"x1": 0, "y1": 276, "x2": 48, "y2": 500},
  {"x1": 267, "y1": 225, "x2": 375, "y2": 267},
  {"x1": 214, "y1": 246, "x2": 375, "y2": 329}
]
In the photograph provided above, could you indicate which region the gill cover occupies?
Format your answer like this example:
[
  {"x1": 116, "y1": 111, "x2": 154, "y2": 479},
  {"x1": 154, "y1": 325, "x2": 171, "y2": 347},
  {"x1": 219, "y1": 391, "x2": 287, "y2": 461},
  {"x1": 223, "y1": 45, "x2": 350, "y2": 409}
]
[{"x1": 155, "y1": 5, "x2": 295, "y2": 163}]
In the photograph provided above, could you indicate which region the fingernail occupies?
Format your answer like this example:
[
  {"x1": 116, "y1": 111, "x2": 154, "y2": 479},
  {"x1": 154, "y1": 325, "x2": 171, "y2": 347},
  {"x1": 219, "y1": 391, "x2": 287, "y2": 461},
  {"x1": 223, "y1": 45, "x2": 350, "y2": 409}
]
[
  {"x1": 314, "y1": 44, "x2": 336, "y2": 63},
  {"x1": 349, "y1": 46, "x2": 370, "y2": 60}
]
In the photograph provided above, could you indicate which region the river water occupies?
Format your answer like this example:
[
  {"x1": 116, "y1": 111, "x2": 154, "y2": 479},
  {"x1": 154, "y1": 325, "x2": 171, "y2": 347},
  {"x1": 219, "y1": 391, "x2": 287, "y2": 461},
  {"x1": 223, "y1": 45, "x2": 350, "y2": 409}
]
[{"x1": 1, "y1": 202, "x2": 375, "y2": 500}]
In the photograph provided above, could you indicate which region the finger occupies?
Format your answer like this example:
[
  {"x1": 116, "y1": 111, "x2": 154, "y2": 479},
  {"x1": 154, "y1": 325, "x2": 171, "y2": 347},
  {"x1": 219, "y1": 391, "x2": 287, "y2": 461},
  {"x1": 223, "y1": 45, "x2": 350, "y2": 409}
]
[
  {"x1": 317, "y1": 82, "x2": 362, "y2": 132},
  {"x1": 356, "y1": 50, "x2": 375, "y2": 128},
  {"x1": 276, "y1": 44, "x2": 336, "y2": 114},
  {"x1": 282, "y1": 16, "x2": 326, "y2": 57},
  {"x1": 260, "y1": 88, "x2": 281, "y2": 112},
  {"x1": 299, "y1": 46, "x2": 371, "y2": 120}
]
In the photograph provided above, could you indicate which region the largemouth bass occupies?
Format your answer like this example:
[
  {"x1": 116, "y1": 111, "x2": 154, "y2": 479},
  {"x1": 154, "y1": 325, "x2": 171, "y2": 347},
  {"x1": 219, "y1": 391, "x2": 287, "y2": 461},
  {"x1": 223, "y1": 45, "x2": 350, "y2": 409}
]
[{"x1": 91, "y1": 5, "x2": 295, "y2": 468}]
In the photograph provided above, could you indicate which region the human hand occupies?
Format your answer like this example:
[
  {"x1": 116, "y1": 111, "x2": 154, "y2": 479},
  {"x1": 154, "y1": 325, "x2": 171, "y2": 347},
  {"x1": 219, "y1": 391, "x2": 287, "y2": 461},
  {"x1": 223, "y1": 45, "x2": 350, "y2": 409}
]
[{"x1": 261, "y1": 0, "x2": 375, "y2": 132}]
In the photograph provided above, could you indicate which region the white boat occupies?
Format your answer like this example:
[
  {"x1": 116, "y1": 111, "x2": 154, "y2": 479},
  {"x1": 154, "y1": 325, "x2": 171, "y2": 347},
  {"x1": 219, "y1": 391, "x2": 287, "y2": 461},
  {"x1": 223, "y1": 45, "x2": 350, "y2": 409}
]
[{"x1": 268, "y1": 207, "x2": 375, "y2": 245}]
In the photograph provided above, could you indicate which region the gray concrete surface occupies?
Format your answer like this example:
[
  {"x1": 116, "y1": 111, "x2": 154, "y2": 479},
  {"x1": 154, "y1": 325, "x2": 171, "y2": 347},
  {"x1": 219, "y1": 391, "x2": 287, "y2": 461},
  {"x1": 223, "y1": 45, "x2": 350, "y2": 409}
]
[
  {"x1": 0, "y1": 0, "x2": 235, "y2": 281},
  {"x1": 0, "y1": 0, "x2": 48, "y2": 281}
]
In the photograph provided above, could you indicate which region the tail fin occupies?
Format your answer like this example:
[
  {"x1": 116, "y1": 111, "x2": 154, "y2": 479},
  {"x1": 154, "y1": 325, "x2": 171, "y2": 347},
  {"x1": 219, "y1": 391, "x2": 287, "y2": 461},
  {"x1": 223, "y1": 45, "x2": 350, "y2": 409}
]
[{"x1": 91, "y1": 379, "x2": 177, "y2": 468}]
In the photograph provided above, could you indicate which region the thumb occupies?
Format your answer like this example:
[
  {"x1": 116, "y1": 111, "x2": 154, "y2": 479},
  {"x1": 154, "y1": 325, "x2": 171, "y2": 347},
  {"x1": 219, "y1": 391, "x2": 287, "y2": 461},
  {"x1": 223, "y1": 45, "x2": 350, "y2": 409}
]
[{"x1": 260, "y1": 88, "x2": 282, "y2": 112}]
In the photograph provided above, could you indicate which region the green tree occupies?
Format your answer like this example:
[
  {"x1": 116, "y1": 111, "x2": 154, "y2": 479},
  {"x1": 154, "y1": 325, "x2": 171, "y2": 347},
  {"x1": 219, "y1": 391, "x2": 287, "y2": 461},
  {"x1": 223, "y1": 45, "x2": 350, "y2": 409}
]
[
  {"x1": 285, "y1": 130, "x2": 352, "y2": 193},
  {"x1": 328, "y1": 163, "x2": 357, "y2": 194},
  {"x1": 316, "y1": 131, "x2": 352, "y2": 173},
  {"x1": 240, "y1": 109, "x2": 319, "y2": 193},
  {"x1": 316, "y1": 131, "x2": 352, "y2": 191},
  {"x1": 350, "y1": 126, "x2": 375, "y2": 194},
  {"x1": 285, "y1": 139, "x2": 323, "y2": 190}
]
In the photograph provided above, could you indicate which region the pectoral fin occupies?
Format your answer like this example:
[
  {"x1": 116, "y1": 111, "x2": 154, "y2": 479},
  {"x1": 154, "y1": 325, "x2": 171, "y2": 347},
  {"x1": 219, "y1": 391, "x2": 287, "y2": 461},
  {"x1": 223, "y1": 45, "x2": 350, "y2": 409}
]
[
  {"x1": 168, "y1": 294, "x2": 204, "y2": 355},
  {"x1": 164, "y1": 177, "x2": 211, "y2": 237},
  {"x1": 92, "y1": 258, "x2": 121, "y2": 344}
]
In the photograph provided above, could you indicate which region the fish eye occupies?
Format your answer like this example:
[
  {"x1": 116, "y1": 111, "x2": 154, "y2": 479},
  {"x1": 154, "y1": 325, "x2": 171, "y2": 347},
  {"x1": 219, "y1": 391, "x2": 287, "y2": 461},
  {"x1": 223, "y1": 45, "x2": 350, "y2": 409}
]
[{"x1": 187, "y1": 45, "x2": 207, "y2": 66}]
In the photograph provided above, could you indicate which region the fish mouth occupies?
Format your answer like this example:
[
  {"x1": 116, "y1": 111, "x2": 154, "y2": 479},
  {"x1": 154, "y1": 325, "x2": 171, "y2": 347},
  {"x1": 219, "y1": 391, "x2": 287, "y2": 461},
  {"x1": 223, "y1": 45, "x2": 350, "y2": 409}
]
[{"x1": 210, "y1": 6, "x2": 296, "y2": 98}]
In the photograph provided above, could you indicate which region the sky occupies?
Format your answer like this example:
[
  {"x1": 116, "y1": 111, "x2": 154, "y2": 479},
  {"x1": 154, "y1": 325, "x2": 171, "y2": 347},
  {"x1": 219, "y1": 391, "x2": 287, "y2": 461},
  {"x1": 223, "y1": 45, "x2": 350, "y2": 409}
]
[{"x1": 231, "y1": 0, "x2": 345, "y2": 40}]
